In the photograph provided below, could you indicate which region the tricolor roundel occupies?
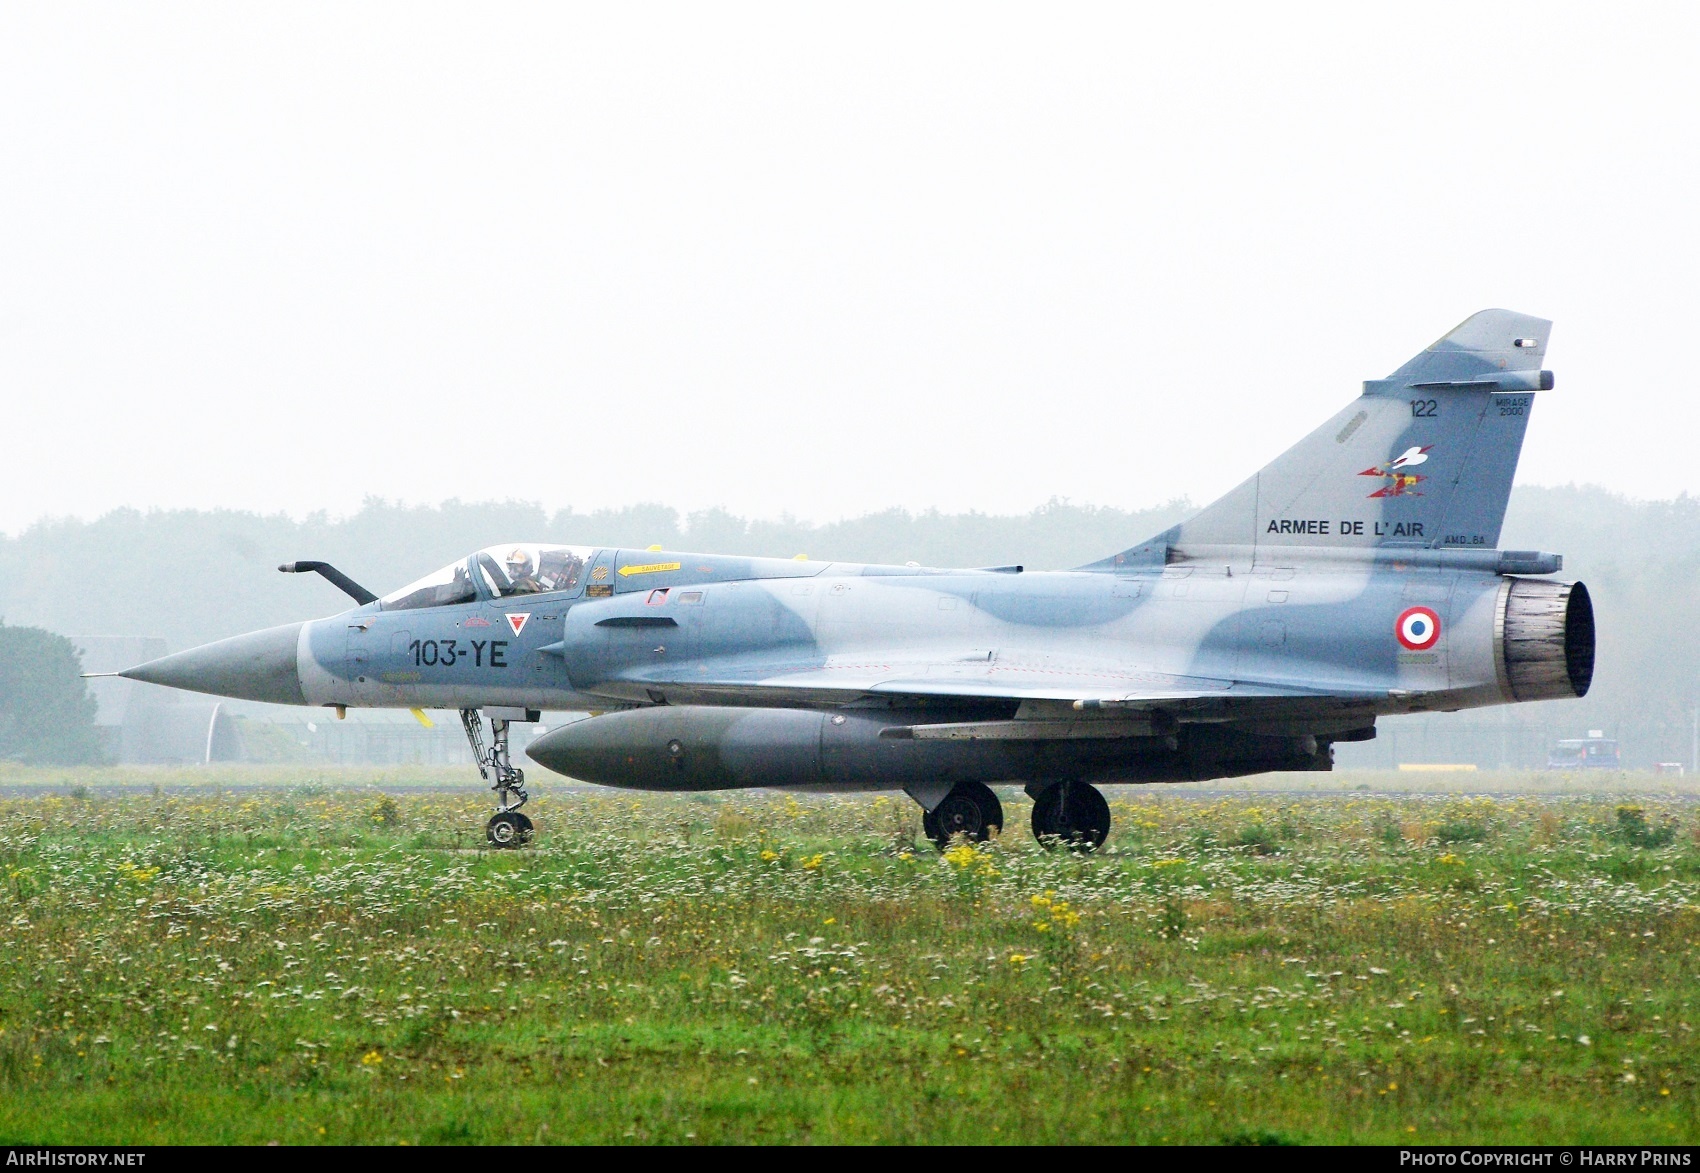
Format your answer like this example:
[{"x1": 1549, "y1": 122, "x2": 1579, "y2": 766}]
[{"x1": 1395, "y1": 606, "x2": 1441, "y2": 651}]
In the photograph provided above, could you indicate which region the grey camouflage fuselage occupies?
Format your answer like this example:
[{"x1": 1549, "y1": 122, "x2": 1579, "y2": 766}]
[{"x1": 121, "y1": 309, "x2": 1594, "y2": 808}]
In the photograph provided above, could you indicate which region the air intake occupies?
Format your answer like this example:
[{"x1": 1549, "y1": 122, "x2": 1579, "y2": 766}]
[{"x1": 1500, "y1": 579, "x2": 1595, "y2": 701}]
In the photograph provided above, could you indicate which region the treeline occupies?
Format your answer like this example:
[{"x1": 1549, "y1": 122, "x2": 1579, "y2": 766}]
[
  {"x1": 0, "y1": 624, "x2": 104, "y2": 764},
  {"x1": 1, "y1": 486, "x2": 1696, "y2": 765},
  {"x1": 0, "y1": 497, "x2": 1192, "y2": 650}
]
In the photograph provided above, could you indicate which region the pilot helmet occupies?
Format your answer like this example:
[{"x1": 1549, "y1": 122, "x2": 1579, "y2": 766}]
[{"x1": 505, "y1": 547, "x2": 535, "y2": 578}]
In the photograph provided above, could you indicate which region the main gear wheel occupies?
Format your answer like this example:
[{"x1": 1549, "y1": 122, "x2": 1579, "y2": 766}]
[
  {"x1": 1030, "y1": 781, "x2": 1111, "y2": 852},
  {"x1": 922, "y1": 781, "x2": 1004, "y2": 849}
]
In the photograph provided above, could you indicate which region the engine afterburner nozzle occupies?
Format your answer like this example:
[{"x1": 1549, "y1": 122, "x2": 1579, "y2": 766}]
[{"x1": 120, "y1": 621, "x2": 307, "y2": 706}]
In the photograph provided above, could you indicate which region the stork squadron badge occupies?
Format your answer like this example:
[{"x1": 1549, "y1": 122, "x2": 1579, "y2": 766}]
[{"x1": 1361, "y1": 445, "x2": 1432, "y2": 498}]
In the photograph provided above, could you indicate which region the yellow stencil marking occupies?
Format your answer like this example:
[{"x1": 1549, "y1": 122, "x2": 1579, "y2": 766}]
[{"x1": 618, "y1": 561, "x2": 682, "y2": 577}]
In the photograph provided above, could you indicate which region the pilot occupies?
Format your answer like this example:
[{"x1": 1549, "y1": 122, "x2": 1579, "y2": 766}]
[
  {"x1": 504, "y1": 548, "x2": 544, "y2": 594},
  {"x1": 538, "y1": 548, "x2": 586, "y2": 592}
]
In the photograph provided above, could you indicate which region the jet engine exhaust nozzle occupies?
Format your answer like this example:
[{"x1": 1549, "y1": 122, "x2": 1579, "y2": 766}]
[{"x1": 1501, "y1": 579, "x2": 1594, "y2": 702}]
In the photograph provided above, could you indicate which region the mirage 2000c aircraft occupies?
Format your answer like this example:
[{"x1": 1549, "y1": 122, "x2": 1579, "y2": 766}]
[{"x1": 118, "y1": 310, "x2": 1594, "y2": 850}]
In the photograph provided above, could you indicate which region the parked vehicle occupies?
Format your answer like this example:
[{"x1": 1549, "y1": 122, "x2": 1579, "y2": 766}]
[{"x1": 1548, "y1": 730, "x2": 1620, "y2": 769}]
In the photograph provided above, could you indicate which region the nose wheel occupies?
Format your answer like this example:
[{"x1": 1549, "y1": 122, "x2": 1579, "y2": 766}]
[
  {"x1": 1030, "y1": 781, "x2": 1111, "y2": 852},
  {"x1": 462, "y1": 708, "x2": 533, "y2": 849},
  {"x1": 486, "y1": 810, "x2": 533, "y2": 848}
]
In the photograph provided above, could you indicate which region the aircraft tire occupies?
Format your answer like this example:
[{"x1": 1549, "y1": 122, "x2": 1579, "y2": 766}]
[
  {"x1": 1030, "y1": 782, "x2": 1110, "y2": 853},
  {"x1": 486, "y1": 810, "x2": 534, "y2": 849},
  {"x1": 923, "y1": 781, "x2": 1003, "y2": 850}
]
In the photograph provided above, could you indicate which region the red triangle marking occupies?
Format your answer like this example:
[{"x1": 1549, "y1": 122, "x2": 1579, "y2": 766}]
[{"x1": 505, "y1": 613, "x2": 530, "y2": 636}]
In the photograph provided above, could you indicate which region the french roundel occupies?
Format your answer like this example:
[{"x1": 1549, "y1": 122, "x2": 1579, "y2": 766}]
[{"x1": 1396, "y1": 605, "x2": 1441, "y2": 651}]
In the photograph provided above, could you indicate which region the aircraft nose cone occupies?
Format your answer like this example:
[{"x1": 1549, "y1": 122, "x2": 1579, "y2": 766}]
[{"x1": 121, "y1": 621, "x2": 307, "y2": 706}]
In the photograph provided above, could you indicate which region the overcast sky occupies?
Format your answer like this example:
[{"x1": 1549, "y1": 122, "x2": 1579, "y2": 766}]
[{"x1": 2, "y1": 3, "x2": 1696, "y2": 536}]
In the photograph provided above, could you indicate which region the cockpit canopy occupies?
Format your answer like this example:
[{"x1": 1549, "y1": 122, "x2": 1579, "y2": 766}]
[{"x1": 381, "y1": 544, "x2": 596, "y2": 611}]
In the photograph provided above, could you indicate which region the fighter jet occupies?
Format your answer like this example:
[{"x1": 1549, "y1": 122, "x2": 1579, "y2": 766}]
[{"x1": 120, "y1": 310, "x2": 1593, "y2": 851}]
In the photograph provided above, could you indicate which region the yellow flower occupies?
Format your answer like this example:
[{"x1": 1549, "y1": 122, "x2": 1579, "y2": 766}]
[
  {"x1": 1008, "y1": 953, "x2": 1029, "y2": 964},
  {"x1": 115, "y1": 862, "x2": 160, "y2": 886},
  {"x1": 801, "y1": 853, "x2": 824, "y2": 871},
  {"x1": 759, "y1": 849, "x2": 778, "y2": 862},
  {"x1": 360, "y1": 1050, "x2": 383, "y2": 1066},
  {"x1": 942, "y1": 844, "x2": 978, "y2": 870}
]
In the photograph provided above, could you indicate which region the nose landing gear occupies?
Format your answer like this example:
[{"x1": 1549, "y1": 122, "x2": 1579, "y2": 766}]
[
  {"x1": 486, "y1": 809, "x2": 532, "y2": 847},
  {"x1": 1029, "y1": 780, "x2": 1111, "y2": 852},
  {"x1": 461, "y1": 708, "x2": 535, "y2": 848}
]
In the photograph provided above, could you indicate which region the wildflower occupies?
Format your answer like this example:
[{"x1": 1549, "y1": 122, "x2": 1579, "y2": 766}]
[
  {"x1": 1008, "y1": 953, "x2": 1029, "y2": 964},
  {"x1": 801, "y1": 854, "x2": 823, "y2": 872},
  {"x1": 759, "y1": 850, "x2": 778, "y2": 862},
  {"x1": 361, "y1": 1050, "x2": 383, "y2": 1066}
]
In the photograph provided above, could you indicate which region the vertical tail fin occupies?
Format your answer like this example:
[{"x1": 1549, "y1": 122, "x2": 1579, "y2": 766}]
[{"x1": 1101, "y1": 309, "x2": 1553, "y2": 565}]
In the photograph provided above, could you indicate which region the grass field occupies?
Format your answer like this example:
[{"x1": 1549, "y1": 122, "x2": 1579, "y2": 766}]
[{"x1": 2, "y1": 771, "x2": 1698, "y2": 1144}]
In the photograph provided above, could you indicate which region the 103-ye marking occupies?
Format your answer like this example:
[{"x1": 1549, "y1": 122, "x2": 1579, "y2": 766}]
[{"x1": 407, "y1": 638, "x2": 509, "y2": 668}]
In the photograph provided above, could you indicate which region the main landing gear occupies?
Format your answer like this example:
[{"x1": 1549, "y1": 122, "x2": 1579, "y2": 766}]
[
  {"x1": 462, "y1": 708, "x2": 534, "y2": 848},
  {"x1": 1028, "y1": 780, "x2": 1112, "y2": 852},
  {"x1": 921, "y1": 781, "x2": 1004, "y2": 849},
  {"x1": 914, "y1": 780, "x2": 1112, "y2": 852}
]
